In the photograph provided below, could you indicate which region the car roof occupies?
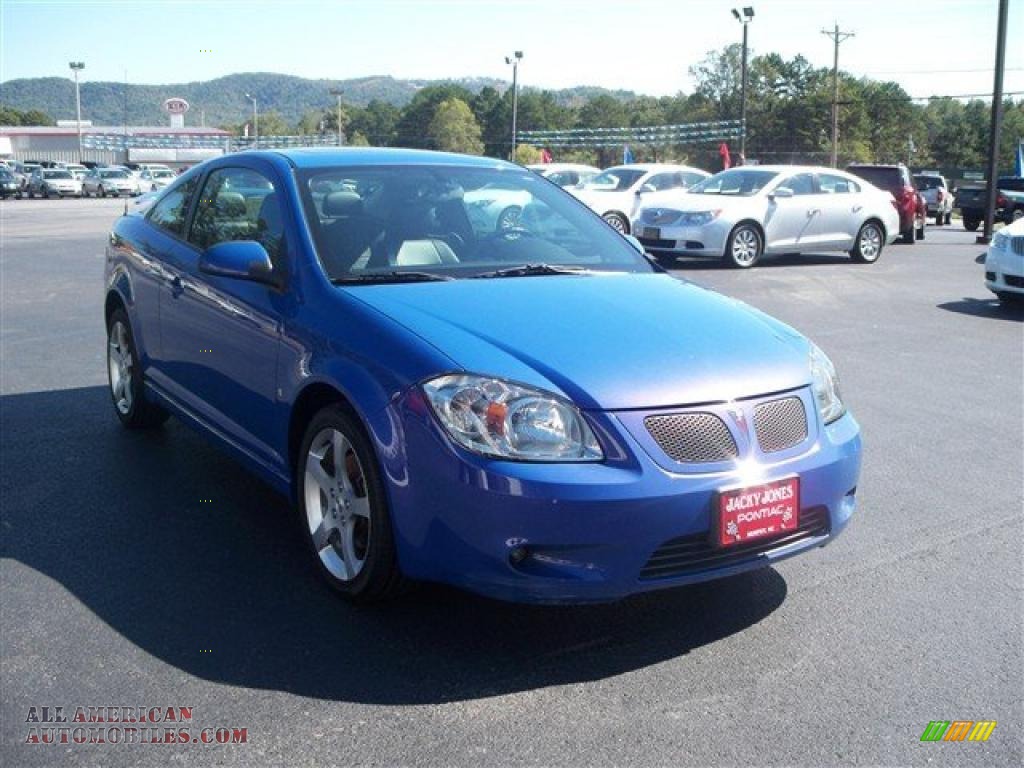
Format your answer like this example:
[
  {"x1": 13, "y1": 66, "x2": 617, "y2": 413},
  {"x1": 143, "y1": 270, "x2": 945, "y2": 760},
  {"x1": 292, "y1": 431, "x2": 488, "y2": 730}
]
[{"x1": 265, "y1": 147, "x2": 519, "y2": 171}]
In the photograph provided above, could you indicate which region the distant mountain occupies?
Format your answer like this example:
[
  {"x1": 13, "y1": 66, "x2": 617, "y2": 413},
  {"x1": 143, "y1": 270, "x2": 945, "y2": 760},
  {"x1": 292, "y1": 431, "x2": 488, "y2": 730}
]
[{"x1": 0, "y1": 72, "x2": 640, "y2": 127}]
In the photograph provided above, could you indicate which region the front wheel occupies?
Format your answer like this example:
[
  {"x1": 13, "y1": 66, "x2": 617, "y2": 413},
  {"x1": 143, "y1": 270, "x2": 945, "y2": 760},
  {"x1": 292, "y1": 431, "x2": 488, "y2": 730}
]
[
  {"x1": 99, "y1": 186, "x2": 107, "y2": 198},
  {"x1": 964, "y1": 217, "x2": 980, "y2": 232},
  {"x1": 945, "y1": 211, "x2": 952, "y2": 225},
  {"x1": 934, "y1": 211, "x2": 943, "y2": 226},
  {"x1": 496, "y1": 205, "x2": 522, "y2": 231},
  {"x1": 850, "y1": 221, "x2": 884, "y2": 263},
  {"x1": 297, "y1": 405, "x2": 406, "y2": 602},
  {"x1": 107, "y1": 308, "x2": 168, "y2": 428},
  {"x1": 725, "y1": 223, "x2": 763, "y2": 268},
  {"x1": 602, "y1": 212, "x2": 629, "y2": 234}
]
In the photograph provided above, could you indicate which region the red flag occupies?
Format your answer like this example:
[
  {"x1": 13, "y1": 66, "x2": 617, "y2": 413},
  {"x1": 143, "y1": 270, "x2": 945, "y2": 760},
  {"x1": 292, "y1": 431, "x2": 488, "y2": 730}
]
[
  {"x1": 541, "y1": 148, "x2": 553, "y2": 163},
  {"x1": 718, "y1": 142, "x2": 731, "y2": 170}
]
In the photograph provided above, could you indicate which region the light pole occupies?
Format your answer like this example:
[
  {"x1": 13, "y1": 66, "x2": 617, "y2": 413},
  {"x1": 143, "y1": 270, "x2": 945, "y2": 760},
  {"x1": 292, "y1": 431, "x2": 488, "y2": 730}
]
[
  {"x1": 731, "y1": 8, "x2": 753, "y2": 160},
  {"x1": 244, "y1": 93, "x2": 258, "y2": 148},
  {"x1": 822, "y1": 23, "x2": 855, "y2": 168},
  {"x1": 505, "y1": 51, "x2": 523, "y2": 161},
  {"x1": 69, "y1": 61, "x2": 85, "y2": 162},
  {"x1": 328, "y1": 88, "x2": 345, "y2": 146}
]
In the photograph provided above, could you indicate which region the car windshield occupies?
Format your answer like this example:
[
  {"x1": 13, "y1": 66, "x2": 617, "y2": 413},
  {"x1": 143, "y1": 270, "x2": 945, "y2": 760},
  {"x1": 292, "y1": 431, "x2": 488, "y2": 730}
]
[
  {"x1": 582, "y1": 168, "x2": 647, "y2": 191},
  {"x1": 914, "y1": 176, "x2": 943, "y2": 190},
  {"x1": 298, "y1": 165, "x2": 654, "y2": 282},
  {"x1": 688, "y1": 169, "x2": 779, "y2": 196},
  {"x1": 44, "y1": 170, "x2": 73, "y2": 179},
  {"x1": 101, "y1": 170, "x2": 129, "y2": 179},
  {"x1": 152, "y1": 170, "x2": 174, "y2": 178}
]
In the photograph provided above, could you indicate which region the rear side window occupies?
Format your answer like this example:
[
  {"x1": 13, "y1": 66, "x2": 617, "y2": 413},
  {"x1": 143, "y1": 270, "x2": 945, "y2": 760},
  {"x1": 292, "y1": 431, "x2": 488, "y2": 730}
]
[
  {"x1": 818, "y1": 174, "x2": 858, "y2": 194},
  {"x1": 848, "y1": 167, "x2": 901, "y2": 192},
  {"x1": 147, "y1": 178, "x2": 198, "y2": 237},
  {"x1": 189, "y1": 167, "x2": 284, "y2": 265}
]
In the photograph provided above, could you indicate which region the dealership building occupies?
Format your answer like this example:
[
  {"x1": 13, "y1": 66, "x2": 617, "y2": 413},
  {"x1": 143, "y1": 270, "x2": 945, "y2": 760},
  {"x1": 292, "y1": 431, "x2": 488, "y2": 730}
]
[{"x1": 0, "y1": 122, "x2": 231, "y2": 168}]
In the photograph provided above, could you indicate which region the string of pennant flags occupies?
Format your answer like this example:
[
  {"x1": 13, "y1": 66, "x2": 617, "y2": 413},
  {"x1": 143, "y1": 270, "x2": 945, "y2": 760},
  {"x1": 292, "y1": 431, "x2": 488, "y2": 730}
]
[
  {"x1": 81, "y1": 133, "x2": 341, "y2": 151},
  {"x1": 517, "y1": 119, "x2": 744, "y2": 148}
]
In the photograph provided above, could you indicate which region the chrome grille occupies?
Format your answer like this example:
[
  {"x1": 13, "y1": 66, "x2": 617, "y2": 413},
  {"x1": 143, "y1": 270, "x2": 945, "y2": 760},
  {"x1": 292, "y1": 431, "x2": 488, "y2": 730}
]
[
  {"x1": 645, "y1": 412, "x2": 738, "y2": 463},
  {"x1": 1012, "y1": 236, "x2": 1024, "y2": 256},
  {"x1": 753, "y1": 397, "x2": 808, "y2": 453}
]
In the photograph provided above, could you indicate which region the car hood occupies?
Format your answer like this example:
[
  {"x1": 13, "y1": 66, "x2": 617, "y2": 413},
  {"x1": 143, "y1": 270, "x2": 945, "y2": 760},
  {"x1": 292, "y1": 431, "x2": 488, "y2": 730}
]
[
  {"x1": 655, "y1": 193, "x2": 761, "y2": 214},
  {"x1": 348, "y1": 273, "x2": 811, "y2": 410}
]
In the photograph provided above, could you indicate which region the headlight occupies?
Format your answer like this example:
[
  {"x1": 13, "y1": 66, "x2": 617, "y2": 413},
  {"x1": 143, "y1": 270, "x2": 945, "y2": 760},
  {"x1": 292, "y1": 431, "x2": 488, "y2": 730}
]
[
  {"x1": 993, "y1": 232, "x2": 1008, "y2": 251},
  {"x1": 809, "y1": 343, "x2": 845, "y2": 425},
  {"x1": 680, "y1": 210, "x2": 722, "y2": 226},
  {"x1": 422, "y1": 374, "x2": 603, "y2": 461}
]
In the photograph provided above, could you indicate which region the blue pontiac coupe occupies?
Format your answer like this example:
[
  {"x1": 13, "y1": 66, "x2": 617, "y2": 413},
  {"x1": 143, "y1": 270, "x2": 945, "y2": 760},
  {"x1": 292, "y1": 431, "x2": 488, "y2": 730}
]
[{"x1": 104, "y1": 148, "x2": 861, "y2": 604}]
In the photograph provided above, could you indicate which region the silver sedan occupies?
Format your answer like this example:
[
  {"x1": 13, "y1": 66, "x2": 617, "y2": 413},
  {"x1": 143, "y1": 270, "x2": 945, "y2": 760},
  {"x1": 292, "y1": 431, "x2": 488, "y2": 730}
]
[
  {"x1": 633, "y1": 166, "x2": 901, "y2": 268},
  {"x1": 83, "y1": 168, "x2": 140, "y2": 197}
]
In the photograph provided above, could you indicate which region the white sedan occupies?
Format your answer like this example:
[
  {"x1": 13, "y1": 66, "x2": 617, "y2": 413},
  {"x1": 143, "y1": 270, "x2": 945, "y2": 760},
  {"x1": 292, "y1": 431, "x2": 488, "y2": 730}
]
[
  {"x1": 570, "y1": 163, "x2": 711, "y2": 234},
  {"x1": 140, "y1": 168, "x2": 177, "y2": 192},
  {"x1": 633, "y1": 166, "x2": 900, "y2": 268},
  {"x1": 984, "y1": 216, "x2": 1024, "y2": 306}
]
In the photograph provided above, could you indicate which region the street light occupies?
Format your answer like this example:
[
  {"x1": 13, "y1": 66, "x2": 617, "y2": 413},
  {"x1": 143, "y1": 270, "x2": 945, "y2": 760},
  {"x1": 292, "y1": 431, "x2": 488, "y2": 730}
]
[
  {"x1": 505, "y1": 51, "x2": 523, "y2": 161},
  {"x1": 731, "y1": 7, "x2": 754, "y2": 160},
  {"x1": 244, "y1": 92, "x2": 258, "y2": 148},
  {"x1": 69, "y1": 61, "x2": 85, "y2": 162},
  {"x1": 328, "y1": 88, "x2": 345, "y2": 146}
]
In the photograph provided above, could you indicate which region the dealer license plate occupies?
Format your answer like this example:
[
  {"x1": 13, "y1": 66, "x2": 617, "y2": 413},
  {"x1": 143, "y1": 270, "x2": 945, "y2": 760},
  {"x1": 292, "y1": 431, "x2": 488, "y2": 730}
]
[{"x1": 715, "y1": 476, "x2": 800, "y2": 548}]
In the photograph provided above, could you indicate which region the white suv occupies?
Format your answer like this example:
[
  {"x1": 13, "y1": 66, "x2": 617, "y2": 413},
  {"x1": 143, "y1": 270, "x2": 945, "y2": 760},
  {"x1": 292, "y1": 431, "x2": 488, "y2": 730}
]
[{"x1": 913, "y1": 173, "x2": 953, "y2": 226}]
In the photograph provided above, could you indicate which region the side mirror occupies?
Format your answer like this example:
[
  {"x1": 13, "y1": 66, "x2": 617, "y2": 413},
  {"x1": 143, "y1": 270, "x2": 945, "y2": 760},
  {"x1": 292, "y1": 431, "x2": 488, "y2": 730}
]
[
  {"x1": 624, "y1": 234, "x2": 646, "y2": 254},
  {"x1": 199, "y1": 241, "x2": 280, "y2": 288},
  {"x1": 771, "y1": 187, "x2": 794, "y2": 199},
  {"x1": 638, "y1": 183, "x2": 656, "y2": 195}
]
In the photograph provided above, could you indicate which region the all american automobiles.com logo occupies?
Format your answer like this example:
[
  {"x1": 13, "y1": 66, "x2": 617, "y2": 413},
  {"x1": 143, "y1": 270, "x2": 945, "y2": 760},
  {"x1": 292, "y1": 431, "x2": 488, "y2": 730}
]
[{"x1": 24, "y1": 706, "x2": 248, "y2": 747}]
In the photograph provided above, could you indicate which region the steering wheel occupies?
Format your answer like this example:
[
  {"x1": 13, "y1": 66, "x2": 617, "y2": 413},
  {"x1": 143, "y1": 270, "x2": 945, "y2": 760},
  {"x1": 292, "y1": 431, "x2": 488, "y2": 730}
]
[{"x1": 486, "y1": 226, "x2": 537, "y2": 243}]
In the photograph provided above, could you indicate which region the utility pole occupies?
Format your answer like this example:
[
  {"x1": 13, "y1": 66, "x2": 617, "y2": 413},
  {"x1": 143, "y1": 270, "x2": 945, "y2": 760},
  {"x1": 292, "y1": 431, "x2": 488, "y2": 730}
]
[
  {"x1": 732, "y1": 8, "x2": 755, "y2": 159},
  {"x1": 69, "y1": 61, "x2": 85, "y2": 162},
  {"x1": 329, "y1": 88, "x2": 345, "y2": 146},
  {"x1": 505, "y1": 51, "x2": 523, "y2": 161},
  {"x1": 980, "y1": 0, "x2": 1008, "y2": 245},
  {"x1": 244, "y1": 93, "x2": 258, "y2": 148},
  {"x1": 821, "y1": 23, "x2": 854, "y2": 168}
]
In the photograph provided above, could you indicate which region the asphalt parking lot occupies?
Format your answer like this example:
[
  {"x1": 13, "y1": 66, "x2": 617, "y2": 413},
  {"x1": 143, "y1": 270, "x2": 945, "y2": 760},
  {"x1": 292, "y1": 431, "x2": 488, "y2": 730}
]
[{"x1": 1, "y1": 197, "x2": 1021, "y2": 767}]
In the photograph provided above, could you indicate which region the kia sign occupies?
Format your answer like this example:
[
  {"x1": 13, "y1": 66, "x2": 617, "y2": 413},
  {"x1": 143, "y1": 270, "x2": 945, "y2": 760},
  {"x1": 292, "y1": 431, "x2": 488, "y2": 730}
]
[{"x1": 163, "y1": 98, "x2": 190, "y2": 115}]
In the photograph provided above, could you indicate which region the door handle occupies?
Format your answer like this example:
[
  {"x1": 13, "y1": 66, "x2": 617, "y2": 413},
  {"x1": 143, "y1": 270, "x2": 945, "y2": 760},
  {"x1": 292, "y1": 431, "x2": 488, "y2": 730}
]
[
  {"x1": 807, "y1": 208, "x2": 821, "y2": 217},
  {"x1": 170, "y1": 276, "x2": 184, "y2": 297},
  {"x1": 852, "y1": 205, "x2": 863, "y2": 213}
]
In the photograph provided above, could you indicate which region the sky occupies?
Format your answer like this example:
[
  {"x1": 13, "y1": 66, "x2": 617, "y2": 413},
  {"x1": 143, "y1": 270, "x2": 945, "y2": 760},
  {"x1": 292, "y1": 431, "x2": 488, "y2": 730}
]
[{"x1": 1, "y1": 0, "x2": 1021, "y2": 100}]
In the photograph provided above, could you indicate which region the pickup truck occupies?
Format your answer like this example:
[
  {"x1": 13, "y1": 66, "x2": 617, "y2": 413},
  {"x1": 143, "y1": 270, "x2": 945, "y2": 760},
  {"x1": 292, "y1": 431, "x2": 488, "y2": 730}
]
[
  {"x1": 956, "y1": 176, "x2": 1024, "y2": 231},
  {"x1": 913, "y1": 173, "x2": 953, "y2": 225}
]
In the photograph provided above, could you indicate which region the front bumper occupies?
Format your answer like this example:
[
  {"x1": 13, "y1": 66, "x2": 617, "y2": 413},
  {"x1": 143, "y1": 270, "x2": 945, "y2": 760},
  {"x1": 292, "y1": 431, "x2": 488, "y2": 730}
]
[
  {"x1": 985, "y1": 245, "x2": 1024, "y2": 296},
  {"x1": 634, "y1": 218, "x2": 732, "y2": 257},
  {"x1": 385, "y1": 389, "x2": 862, "y2": 604}
]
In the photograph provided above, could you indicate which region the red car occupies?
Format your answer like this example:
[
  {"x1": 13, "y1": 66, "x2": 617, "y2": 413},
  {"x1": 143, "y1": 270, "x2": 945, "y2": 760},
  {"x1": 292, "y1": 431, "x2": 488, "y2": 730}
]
[{"x1": 846, "y1": 163, "x2": 926, "y2": 244}]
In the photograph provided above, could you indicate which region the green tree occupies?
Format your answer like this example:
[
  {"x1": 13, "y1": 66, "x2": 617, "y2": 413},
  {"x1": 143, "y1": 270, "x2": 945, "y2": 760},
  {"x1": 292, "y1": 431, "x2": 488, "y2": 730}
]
[
  {"x1": 428, "y1": 98, "x2": 483, "y2": 155},
  {"x1": 347, "y1": 100, "x2": 400, "y2": 146},
  {"x1": 395, "y1": 84, "x2": 475, "y2": 149},
  {"x1": 513, "y1": 144, "x2": 543, "y2": 164}
]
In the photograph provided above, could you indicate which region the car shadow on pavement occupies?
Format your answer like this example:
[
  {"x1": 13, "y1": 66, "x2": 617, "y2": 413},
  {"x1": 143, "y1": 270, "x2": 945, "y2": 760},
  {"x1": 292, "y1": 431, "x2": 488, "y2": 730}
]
[
  {"x1": 1, "y1": 386, "x2": 788, "y2": 705},
  {"x1": 662, "y1": 253, "x2": 858, "y2": 271},
  {"x1": 937, "y1": 297, "x2": 1024, "y2": 321}
]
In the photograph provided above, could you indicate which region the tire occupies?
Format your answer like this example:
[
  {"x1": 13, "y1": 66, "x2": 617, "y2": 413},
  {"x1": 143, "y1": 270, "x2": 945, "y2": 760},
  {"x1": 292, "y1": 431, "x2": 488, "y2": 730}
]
[
  {"x1": 725, "y1": 223, "x2": 763, "y2": 268},
  {"x1": 496, "y1": 205, "x2": 522, "y2": 231},
  {"x1": 915, "y1": 215, "x2": 925, "y2": 240},
  {"x1": 964, "y1": 217, "x2": 980, "y2": 232},
  {"x1": 945, "y1": 211, "x2": 952, "y2": 225},
  {"x1": 297, "y1": 404, "x2": 406, "y2": 602},
  {"x1": 83, "y1": 188, "x2": 90, "y2": 198},
  {"x1": 602, "y1": 212, "x2": 629, "y2": 234},
  {"x1": 850, "y1": 221, "x2": 884, "y2": 263},
  {"x1": 900, "y1": 226, "x2": 915, "y2": 244},
  {"x1": 996, "y1": 291, "x2": 1024, "y2": 307},
  {"x1": 106, "y1": 308, "x2": 169, "y2": 429},
  {"x1": 99, "y1": 186, "x2": 107, "y2": 198},
  {"x1": 934, "y1": 211, "x2": 943, "y2": 226}
]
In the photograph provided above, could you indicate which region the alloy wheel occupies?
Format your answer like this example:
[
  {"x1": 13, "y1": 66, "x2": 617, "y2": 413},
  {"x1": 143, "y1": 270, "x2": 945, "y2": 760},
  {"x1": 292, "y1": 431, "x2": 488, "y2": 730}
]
[
  {"x1": 107, "y1": 321, "x2": 134, "y2": 415},
  {"x1": 731, "y1": 228, "x2": 760, "y2": 266},
  {"x1": 304, "y1": 428, "x2": 371, "y2": 581},
  {"x1": 859, "y1": 224, "x2": 882, "y2": 261}
]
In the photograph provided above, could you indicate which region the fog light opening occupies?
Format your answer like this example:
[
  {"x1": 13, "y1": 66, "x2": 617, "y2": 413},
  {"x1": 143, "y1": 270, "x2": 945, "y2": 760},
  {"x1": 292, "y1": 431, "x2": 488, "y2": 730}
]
[{"x1": 509, "y1": 546, "x2": 529, "y2": 566}]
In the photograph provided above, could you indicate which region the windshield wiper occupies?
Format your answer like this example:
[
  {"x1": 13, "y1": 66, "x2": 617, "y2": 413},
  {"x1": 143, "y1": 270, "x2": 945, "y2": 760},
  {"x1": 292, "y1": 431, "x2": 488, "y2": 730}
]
[
  {"x1": 331, "y1": 271, "x2": 455, "y2": 285},
  {"x1": 471, "y1": 263, "x2": 592, "y2": 279}
]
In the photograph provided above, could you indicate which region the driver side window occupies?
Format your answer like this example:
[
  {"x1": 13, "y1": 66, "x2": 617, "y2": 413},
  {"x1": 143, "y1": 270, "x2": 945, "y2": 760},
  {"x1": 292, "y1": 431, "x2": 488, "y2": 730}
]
[{"x1": 778, "y1": 174, "x2": 815, "y2": 196}]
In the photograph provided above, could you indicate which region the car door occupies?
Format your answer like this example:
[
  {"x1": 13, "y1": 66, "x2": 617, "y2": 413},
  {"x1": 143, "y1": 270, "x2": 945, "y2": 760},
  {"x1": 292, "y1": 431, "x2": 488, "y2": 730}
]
[
  {"x1": 157, "y1": 163, "x2": 288, "y2": 471},
  {"x1": 763, "y1": 173, "x2": 819, "y2": 252},
  {"x1": 815, "y1": 173, "x2": 862, "y2": 249}
]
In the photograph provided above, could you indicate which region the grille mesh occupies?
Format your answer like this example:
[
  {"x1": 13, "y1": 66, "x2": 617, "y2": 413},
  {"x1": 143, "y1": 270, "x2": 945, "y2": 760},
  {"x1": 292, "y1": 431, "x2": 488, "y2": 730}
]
[
  {"x1": 754, "y1": 397, "x2": 808, "y2": 453},
  {"x1": 645, "y1": 412, "x2": 738, "y2": 463},
  {"x1": 1012, "y1": 236, "x2": 1024, "y2": 256}
]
